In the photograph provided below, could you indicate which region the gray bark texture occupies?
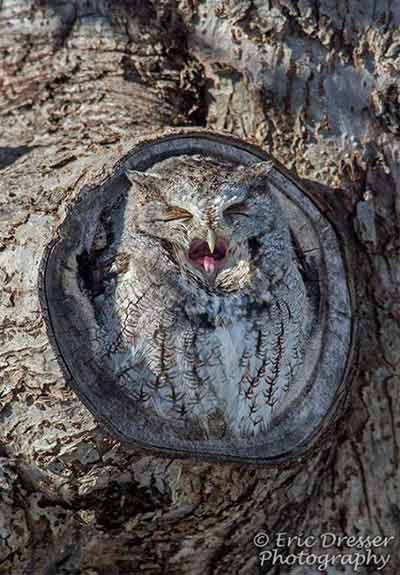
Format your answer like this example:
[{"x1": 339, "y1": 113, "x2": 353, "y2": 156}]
[{"x1": 0, "y1": 1, "x2": 399, "y2": 574}]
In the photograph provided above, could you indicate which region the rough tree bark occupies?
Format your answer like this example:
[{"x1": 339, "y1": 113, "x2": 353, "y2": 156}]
[{"x1": 0, "y1": 1, "x2": 399, "y2": 574}]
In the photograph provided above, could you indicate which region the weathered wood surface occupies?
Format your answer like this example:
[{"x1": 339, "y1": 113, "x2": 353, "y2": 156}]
[{"x1": 0, "y1": 2, "x2": 399, "y2": 574}]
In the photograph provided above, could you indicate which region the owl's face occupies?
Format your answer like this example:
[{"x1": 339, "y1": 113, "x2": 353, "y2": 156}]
[{"x1": 126, "y1": 156, "x2": 287, "y2": 287}]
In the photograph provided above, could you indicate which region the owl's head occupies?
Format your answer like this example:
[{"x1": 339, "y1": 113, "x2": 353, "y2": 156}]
[{"x1": 125, "y1": 155, "x2": 290, "y2": 289}]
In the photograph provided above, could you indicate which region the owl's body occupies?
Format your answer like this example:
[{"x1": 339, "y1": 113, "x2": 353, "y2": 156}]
[{"x1": 96, "y1": 155, "x2": 312, "y2": 441}]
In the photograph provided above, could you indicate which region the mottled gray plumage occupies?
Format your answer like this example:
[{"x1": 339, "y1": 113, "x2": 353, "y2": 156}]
[{"x1": 95, "y1": 155, "x2": 312, "y2": 441}]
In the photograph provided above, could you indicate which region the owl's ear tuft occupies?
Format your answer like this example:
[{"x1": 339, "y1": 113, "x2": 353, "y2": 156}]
[
  {"x1": 125, "y1": 169, "x2": 163, "y2": 188},
  {"x1": 240, "y1": 161, "x2": 274, "y2": 192}
]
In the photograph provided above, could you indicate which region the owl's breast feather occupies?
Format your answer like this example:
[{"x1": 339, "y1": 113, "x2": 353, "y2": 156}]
[{"x1": 183, "y1": 293, "x2": 255, "y2": 330}]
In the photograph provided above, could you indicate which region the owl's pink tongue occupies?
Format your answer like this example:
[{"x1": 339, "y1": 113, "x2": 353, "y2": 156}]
[{"x1": 203, "y1": 256, "x2": 216, "y2": 273}]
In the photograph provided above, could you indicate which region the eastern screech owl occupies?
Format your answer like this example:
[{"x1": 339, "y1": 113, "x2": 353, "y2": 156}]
[{"x1": 95, "y1": 155, "x2": 312, "y2": 441}]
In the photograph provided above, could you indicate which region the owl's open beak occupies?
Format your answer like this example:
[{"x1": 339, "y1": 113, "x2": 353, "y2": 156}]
[{"x1": 188, "y1": 236, "x2": 228, "y2": 274}]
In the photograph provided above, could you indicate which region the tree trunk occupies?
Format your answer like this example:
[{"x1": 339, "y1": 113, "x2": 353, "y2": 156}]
[{"x1": 1, "y1": 1, "x2": 399, "y2": 574}]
